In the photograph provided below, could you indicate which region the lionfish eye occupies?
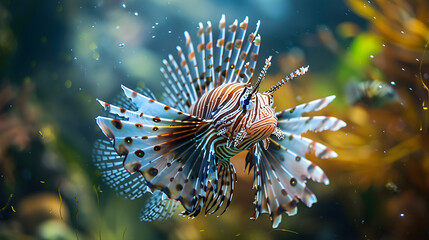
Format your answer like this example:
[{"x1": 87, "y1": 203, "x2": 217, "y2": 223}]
[{"x1": 240, "y1": 87, "x2": 255, "y2": 111}]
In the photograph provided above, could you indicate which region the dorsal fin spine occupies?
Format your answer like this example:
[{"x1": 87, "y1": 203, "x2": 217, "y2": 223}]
[
  {"x1": 227, "y1": 16, "x2": 248, "y2": 83},
  {"x1": 215, "y1": 14, "x2": 226, "y2": 86},
  {"x1": 220, "y1": 19, "x2": 238, "y2": 84}
]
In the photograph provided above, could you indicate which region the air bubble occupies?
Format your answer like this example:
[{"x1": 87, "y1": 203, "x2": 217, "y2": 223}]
[
  {"x1": 390, "y1": 81, "x2": 396, "y2": 85},
  {"x1": 401, "y1": 68, "x2": 405, "y2": 71},
  {"x1": 122, "y1": 3, "x2": 126, "y2": 8},
  {"x1": 401, "y1": 31, "x2": 405, "y2": 34},
  {"x1": 370, "y1": 55, "x2": 374, "y2": 58},
  {"x1": 119, "y1": 43, "x2": 125, "y2": 48},
  {"x1": 134, "y1": 12, "x2": 139, "y2": 16},
  {"x1": 400, "y1": 213, "x2": 404, "y2": 217}
]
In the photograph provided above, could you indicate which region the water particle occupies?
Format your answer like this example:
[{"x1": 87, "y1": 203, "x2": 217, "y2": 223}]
[
  {"x1": 122, "y1": 3, "x2": 126, "y2": 8},
  {"x1": 119, "y1": 43, "x2": 125, "y2": 48},
  {"x1": 370, "y1": 55, "x2": 374, "y2": 58},
  {"x1": 116, "y1": 25, "x2": 120, "y2": 29},
  {"x1": 152, "y1": 36, "x2": 156, "y2": 38},
  {"x1": 92, "y1": 52, "x2": 100, "y2": 60},
  {"x1": 390, "y1": 81, "x2": 396, "y2": 85},
  {"x1": 382, "y1": 44, "x2": 386, "y2": 47},
  {"x1": 152, "y1": 26, "x2": 155, "y2": 29},
  {"x1": 400, "y1": 213, "x2": 404, "y2": 217},
  {"x1": 378, "y1": 84, "x2": 383, "y2": 89},
  {"x1": 409, "y1": 87, "x2": 413, "y2": 91},
  {"x1": 401, "y1": 31, "x2": 405, "y2": 34},
  {"x1": 168, "y1": 30, "x2": 172, "y2": 33},
  {"x1": 424, "y1": 73, "x2": 429, "y2": 79},
  {"x1": 416, "y1": 58, "x2": 420, "y2": 62},
  {"x1": 134, "y1": 12, "x2": 139, "y2": 16},
  {"x1": 373, "y1": 16, "x2": 376, "y2": 19},
  {"x1": 155, "y1": 22, "x2": 159, "y2": 25},
  {"x1": 361, "y1": 219, "x2": 365, "y2": 224},
  {"x1": 401, "y1": 67, "x2": 405, "y2": 71}
]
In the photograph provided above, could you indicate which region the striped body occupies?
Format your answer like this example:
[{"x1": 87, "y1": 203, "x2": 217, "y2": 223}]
[
  {"x1": 189, "y1": 83, "x2": 277, "y2": 160},
  {"x1": 93, "y1": 15, "x2": 346, "y2": 228}
]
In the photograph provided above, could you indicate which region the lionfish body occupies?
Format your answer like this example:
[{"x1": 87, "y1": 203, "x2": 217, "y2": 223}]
[{"x1": 93, "y1": 15, "x2": 346, "y2": 228}]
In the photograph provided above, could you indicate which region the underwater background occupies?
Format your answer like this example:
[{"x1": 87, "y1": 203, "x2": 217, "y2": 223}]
[{"x1": 1, "y1": 0, "x2": 429, "y2": 239}]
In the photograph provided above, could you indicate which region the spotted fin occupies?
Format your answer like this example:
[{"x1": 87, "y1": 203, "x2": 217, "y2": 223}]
[
  {"x1": 95, "y1": 87, "x2": 222, "y2": 215},
  {"x1": 277, "y1": 116, "x2": 346, "y2": 135},
  {"x1": 92, "y1": 139, "x2": 149, "y2": 200},
  {"x1": 252, "y1": 138, "x2": 329, "y2": 228},
  {"x1": 140, "y1": 191, "x2": 180, "y2": 222},
  {"x1": 279, "y1": 133, "x2": 338, "y2": 159},
  {"x1": 276, "y1": 95, "x2": 336, "y2": 120}
]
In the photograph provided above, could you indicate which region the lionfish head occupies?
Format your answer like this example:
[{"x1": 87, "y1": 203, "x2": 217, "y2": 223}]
[{"x1": 235, "y1": 56, "x2": 310, "y2": 148}]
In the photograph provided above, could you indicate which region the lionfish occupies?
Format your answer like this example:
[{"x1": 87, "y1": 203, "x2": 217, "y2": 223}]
[{"x1": 93, "y1": 15, "x2": 346, "y2": 228}]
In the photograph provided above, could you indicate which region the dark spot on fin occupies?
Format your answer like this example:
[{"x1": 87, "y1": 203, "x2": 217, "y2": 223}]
[
  {"x1": 149, "y1": 167, "x2": 158, "y2": 177},
  {"x1": 111, "y1": 119, "x2": 123, "y2": 129},
  {"x1": 135, "y1": 150, "x2": 144, "y2": 158}
]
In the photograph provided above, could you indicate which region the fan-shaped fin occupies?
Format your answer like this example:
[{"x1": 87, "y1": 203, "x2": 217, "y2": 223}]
[
  {"x1": 277, "y1": 116, "x2": 346, "y2": 135},
  {"x1": 251, "y1": 140, "x2": 324, "y2": 228},
  {"x1": 276, "y1": 133, "x2": 338, "y2": 159},
  {"x1": 92, "y1": 139, "x2": 149, "y2": 200},
  {"x1": 276, "y1": 95, "x2": 336, "y2": 120},
  {"x1": 140, "y1": 191, "x2": 180, "y2": 222},
  {"x1": 120, "y1": 85, "x2": 203, "y2": 121}
]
